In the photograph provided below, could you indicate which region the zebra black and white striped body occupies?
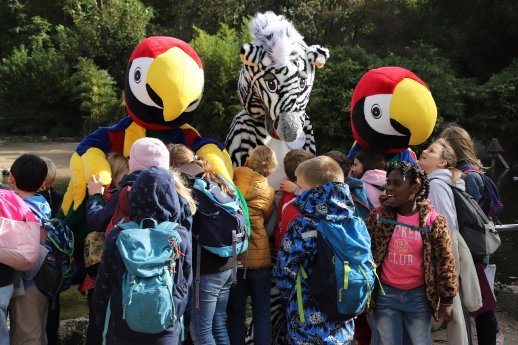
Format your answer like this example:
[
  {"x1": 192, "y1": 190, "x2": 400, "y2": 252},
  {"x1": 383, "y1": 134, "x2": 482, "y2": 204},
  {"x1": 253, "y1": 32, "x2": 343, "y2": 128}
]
[
  {"x1": 226, "y1": 110, "x2": 316, "y2": 188},
  {"x1": 224, "y1": 11, "x2": 329, "y2": 189}
]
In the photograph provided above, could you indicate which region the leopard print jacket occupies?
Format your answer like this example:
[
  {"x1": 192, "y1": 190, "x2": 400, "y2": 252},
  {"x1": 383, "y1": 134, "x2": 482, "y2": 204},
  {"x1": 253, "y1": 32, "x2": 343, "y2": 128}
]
[{"x1": 365, "y1": 200, "x2": 458, "y2": 320}]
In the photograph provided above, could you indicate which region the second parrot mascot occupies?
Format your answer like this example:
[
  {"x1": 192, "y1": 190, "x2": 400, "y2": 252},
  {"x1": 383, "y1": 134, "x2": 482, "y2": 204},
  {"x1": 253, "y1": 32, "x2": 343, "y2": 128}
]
[
  {"x1": 60, "y1": 36, "x2": 233, "y2": 242},
  {"x1": 225, "y1": 12, "x2": 329, "y2": 189},
  {"x1": 348, "y1": 66, "x2": 438, "y2": 163}
]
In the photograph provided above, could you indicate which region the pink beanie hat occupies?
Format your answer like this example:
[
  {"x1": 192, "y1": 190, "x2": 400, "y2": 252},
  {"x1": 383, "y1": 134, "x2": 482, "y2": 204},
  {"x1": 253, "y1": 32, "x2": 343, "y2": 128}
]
[{"x1": 129, "y1": 138, "x2": 170, "y2": 172}]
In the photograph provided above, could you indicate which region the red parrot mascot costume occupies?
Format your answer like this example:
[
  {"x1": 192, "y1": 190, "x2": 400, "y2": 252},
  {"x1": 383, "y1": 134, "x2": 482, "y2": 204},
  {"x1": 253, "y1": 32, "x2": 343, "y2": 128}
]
[
  {"x1": 347, "y1": 66, "x2": 437, "y2": 163},
  {"x1": 59, "y1": 36, "x2": 233, "y2": 243}
]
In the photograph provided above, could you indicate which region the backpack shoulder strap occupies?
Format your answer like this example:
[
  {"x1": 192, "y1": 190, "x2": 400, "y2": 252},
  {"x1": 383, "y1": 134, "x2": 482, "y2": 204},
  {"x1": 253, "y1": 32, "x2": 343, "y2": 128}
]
[
  {"x1": 156, "y1": 221, "x2": 178, "y2": 232},
  {"x1": 377, "y1": 216, "x2": 431, "y2": 233},
  {"x1": 117, "y1": 221, "x2": 139, "y2": 230}
]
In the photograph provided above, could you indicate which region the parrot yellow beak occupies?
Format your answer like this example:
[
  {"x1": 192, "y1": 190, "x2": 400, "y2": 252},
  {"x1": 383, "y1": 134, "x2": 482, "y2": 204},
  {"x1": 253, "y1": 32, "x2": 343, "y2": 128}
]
[
  {"x1": 390, "y1": 78, "x2": 437, "y2": 145},
  {"x1": 147, "y1": 47, "x2": 204, "y2": 122}
]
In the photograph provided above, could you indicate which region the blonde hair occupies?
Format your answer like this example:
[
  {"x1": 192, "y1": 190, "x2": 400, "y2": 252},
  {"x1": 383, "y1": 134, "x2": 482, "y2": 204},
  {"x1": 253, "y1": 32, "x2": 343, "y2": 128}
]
[
  {"x1": 441, "y1": 125, "x2": 484, "y2": 171},
  {"x1": 41, "y1": 157, "x2": 56, "y2": 188},
  {"x1": 168, "y1": 143, "x2": 234, "y2": 198},
  {"x1": 171, "y1": 170, "x2": 197, "y2": 215},
  {"x1": 246, "y1": 146, "x2": 277, "y2": 177},
  {"x1": 167, "y1": 143, "x2": 194, "y2": 168},
  {"x1": 433, "y1": 138, "x2": 461, "y2": 187},
  {"x1": 106, "y1": 152, "x2": 129, "y2": 189},
  {"x1": 295, "y1": 156, "x2": 344, "y2": 188}
]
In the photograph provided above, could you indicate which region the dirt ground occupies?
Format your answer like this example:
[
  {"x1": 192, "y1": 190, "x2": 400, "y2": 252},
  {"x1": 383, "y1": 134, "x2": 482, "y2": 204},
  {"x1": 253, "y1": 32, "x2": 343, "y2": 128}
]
[
  {"x1": 1, "y1": 140, "x2": 517, "y2": 344},
  {"x1": 0, "y1": 140, "x2": 77, "y2": 181}
]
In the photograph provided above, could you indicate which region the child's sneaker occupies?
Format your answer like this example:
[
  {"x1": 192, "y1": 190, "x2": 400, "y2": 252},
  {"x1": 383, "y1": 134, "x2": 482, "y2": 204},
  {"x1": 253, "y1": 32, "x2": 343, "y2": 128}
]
[{"x1": 496, "y1": 331, "x2": 505, "y2": 345}]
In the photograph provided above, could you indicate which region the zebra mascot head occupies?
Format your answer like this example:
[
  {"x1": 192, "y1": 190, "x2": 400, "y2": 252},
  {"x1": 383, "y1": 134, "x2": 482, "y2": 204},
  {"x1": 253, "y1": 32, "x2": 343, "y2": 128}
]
[{"x1": 239, "y1": 12, "x2": 329, "y2": 143}]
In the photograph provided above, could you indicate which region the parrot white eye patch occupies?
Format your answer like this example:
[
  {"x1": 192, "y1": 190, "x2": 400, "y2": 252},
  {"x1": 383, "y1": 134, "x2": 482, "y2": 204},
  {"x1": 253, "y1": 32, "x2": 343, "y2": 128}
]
[
  {"x1": 363, "y1": 94, "x2": 405, "y2": 137},
  {"x1": 128, "y1": 57, "x2": 163, "y2": 109}
]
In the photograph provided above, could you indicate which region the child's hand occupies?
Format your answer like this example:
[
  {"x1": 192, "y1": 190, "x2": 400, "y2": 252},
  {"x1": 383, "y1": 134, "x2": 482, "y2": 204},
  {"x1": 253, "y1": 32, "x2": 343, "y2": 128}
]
[
  {"x1": 280, "y1": 179, "x2": 298, "y2": 194},
  {"x1": 87, "y1": 174, "x2": 105, "y2": 196},
  {"x1": 438, "y1": 303, "x2": 454, "y2": 324}
]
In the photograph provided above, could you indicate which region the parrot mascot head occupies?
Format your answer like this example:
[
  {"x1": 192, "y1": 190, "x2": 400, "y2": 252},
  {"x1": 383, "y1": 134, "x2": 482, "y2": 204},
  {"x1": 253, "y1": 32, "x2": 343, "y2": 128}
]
[
  {"x1": 350, "y1": 66, "x2": 437, "y2": 157},
  {"x1": 124, "y1": 36, "x2": 204, "y2": 130}
]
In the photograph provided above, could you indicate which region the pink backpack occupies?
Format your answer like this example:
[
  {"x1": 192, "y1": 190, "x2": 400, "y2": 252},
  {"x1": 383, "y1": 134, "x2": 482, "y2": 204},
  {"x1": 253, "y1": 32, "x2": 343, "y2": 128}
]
[{"x1": 0, "y1": 188, "x2": 41, "y2": 271}]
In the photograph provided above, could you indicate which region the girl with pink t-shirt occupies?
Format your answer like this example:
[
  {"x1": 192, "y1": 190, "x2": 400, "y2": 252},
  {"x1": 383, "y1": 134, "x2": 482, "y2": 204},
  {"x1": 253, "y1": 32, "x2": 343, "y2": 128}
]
[{"x1": 365, "y1": 162, "x2": 457, "y2": 345}]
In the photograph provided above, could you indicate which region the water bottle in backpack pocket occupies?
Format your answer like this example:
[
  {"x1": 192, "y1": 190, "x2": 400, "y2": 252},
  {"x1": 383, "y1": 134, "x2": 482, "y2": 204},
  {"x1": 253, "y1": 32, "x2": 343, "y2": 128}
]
[
  {"x1": 115, "y1": 219, "x2": 183, "y2": 334},
  {"x1": 297, "y1": 217, "x2": 376, "y2": 321},
  {"x1": 34, "y1": 219, "x2": 76, "y2": 297}
]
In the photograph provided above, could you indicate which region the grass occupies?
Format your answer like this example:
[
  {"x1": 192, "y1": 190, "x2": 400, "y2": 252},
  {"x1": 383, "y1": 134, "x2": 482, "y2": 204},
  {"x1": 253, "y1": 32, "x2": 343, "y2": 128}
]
[{"x1": 60, "y1": 287, "x2": 89, "y2": 320}]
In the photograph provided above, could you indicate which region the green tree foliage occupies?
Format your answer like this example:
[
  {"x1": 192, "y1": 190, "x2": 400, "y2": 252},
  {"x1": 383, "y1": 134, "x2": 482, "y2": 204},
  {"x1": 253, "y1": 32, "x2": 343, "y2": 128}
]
[
  {"x1": 465, "y1": 59, "x2": 518, "y2": 153},
  {"x1": 58, "y1": 0, "x2": 153, "y2": 87},
  {"x1": 70, "y1": 57, "x2": 122, "y2": 133},
  {"x1": 189, "y1": 21, "x2": 252, "y2": 142},
  {"x1": 0, "y1": 29, "x2": 78, "y2": 136}
]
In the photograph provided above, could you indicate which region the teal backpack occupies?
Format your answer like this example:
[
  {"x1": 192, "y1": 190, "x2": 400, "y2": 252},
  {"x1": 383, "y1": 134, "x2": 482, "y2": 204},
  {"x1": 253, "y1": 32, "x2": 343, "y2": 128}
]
[{"x1": 114, "y1": 219, "x2": 183, "y2": 334}]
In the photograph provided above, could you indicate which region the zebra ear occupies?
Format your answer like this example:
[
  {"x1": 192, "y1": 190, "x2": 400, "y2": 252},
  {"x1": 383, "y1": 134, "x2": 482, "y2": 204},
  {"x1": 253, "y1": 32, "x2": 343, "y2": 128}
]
[
  {"x1": 307, "y1": 45, "x2": 330, "y2": 68},
  {"x1": 240, "y1": 43, "x2": 272, "y2": 67}
]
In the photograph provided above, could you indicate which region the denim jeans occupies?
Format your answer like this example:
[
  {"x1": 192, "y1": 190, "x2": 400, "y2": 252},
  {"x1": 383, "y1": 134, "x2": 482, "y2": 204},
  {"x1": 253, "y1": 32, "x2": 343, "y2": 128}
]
[
  {"x1": 374, "y1": 284, "x2": 432, "y2": 345},
  {"x1": 227, "y1": 268, "x2": 272, "y2": 345},
  {"x1": 0, "y1": 284, "x2": 14, "y2": 345},
  {"x1": 190, "y1": 269, "x2": 233, "y2": 345}
]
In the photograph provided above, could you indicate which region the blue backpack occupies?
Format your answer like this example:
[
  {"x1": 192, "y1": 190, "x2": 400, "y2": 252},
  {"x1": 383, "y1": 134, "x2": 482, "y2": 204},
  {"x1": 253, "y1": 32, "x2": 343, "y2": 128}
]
[
  {"x1": 115, "y1": 219, "x2": 183, "y2": 334},
  {"x1": 297, "y1": 216, "x2": 376, "y2": 321},
  {"x1": 192, "y1": 177, "x2": 248, "y2": 258},
  {"x1": 464, "y1": 169, "x2": 504, "y2": 221},
  {"x1": 344, "y1": 177, "x2": 375, "y2": 219},
  {"x1": 35, "y1": 219, "x2": 76, "y2": 297}
]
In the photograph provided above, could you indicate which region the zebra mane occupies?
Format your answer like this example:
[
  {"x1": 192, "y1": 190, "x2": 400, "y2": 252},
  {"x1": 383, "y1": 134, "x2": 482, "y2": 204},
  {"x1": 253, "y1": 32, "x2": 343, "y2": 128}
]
[{"x1": 251, "y1": 11, "x2": 305, "y2": 66}]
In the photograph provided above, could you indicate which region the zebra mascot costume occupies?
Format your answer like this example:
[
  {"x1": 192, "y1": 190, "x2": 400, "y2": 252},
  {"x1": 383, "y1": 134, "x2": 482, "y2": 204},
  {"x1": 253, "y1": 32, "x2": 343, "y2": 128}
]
[
  {"x1": 225, "y1": 11, "x2": 329, "y2": 190},
  {"x1": 225, "y1": 12, "x2": 328, "y2": 345}
]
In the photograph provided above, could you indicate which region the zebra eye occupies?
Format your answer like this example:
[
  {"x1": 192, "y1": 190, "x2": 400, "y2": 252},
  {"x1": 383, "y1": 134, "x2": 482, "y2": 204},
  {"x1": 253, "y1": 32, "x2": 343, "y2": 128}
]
[
  {"x1": 266, "y1": 79, "x2": 278, "y2": 92},
  {"x1": 299, "y1": 78, "x2": 306, "y2": 89}
]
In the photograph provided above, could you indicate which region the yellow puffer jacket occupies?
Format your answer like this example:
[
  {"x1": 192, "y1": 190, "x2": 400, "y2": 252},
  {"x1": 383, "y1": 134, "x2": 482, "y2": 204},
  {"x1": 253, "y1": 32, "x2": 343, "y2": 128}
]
[{"x1": 233, "y1": 167, "x2": 275, "y2": 268}]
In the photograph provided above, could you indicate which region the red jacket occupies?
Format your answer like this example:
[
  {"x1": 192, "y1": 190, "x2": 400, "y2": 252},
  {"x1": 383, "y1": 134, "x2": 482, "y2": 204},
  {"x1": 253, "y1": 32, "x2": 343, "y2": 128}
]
[{"x1": 274, "y1": 192, "x2": 301, "y2": 252}]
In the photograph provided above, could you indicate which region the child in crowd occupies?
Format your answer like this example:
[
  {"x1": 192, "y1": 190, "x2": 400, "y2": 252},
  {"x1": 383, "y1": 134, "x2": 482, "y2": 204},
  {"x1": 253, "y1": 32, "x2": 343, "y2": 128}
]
[
  {"x1": 103, "y1": 153, "x2": 129, "y2": 202},
  {"x1": 39, "y1": 157, "x2": 64, "y2": 218},
  {"x1": 365, "y1": 162, "x2": 457, "y2": 345},
  {"x1": 93, "y1": 166, "x2": 192, "y2": 345},
  {"x1": 8, "y1": 154, "x2": 52, "y2": 345},
  {"x1": 38, "y1": 157, "x2": 64, "y2": 345},
  {"x1": 84, "y1": 138, "x2": 169, "y2": 345},
  {"x1": 170, "y1": 143, "x2": 239, "y2": 345},
  {"x1": 275, "y1": 149, "x2": 314, "y2": 252},
  {"x1": 228, "y1": 145, "x2": 276, "y2": 345},
  {"x1": 323, "y1": 150, "x2": 350, "y2": 176},
  {"x1": 273, "y1": 156, "x2": 355, "y2": 344},
  {"x1": 349, "y1": 149, "x2": 386, "y2": 208},
  {"x1": 86, "y1": 137, "x2": 167, "y2": 233},
  {"x1": 419, "y1": 138, "x2": 481, "y2": 345},
  {"x1": 441, "y1": 125, "x2": 504, "y2": 345}
]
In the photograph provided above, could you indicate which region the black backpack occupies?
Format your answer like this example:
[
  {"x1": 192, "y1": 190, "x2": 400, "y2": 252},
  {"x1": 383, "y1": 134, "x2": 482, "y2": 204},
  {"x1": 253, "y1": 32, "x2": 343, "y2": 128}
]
[{"x1": 449, "y1": 185, "x2": 500, "y2": 256}]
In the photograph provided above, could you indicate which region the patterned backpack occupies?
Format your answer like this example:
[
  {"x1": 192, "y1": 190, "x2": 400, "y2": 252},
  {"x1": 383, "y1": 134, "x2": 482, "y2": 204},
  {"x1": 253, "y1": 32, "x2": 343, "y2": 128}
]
[{"x1": 35, "y1": 219, "x2": 76, "y2": 297}]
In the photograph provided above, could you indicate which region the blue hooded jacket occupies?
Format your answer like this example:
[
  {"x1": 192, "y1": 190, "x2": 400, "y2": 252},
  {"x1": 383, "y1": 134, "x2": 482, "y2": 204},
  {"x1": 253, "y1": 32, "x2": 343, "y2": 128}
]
[
  {"x1": 273, "y1": 182, "x2": 355, "y2": 344},
  {"x1": 93, "y1": 167, "x2": 192, "y2": 345}
]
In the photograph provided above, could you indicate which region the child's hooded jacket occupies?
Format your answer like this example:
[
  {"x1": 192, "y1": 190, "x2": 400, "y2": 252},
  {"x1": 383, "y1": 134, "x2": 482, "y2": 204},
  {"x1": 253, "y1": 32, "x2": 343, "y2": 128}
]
[
  {"x1": 93, "y1": 167, "x2": 192, "y2": 345},
  {"x1": 273, "y1": 182, "x2": 355, "y2": 344}
]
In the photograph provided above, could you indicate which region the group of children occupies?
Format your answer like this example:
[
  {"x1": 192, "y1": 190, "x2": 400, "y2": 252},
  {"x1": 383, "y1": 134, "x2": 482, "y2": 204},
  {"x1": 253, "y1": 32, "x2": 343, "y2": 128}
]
[{"x1": 0, "y1": 124, "x2": 502, "y2": 345}]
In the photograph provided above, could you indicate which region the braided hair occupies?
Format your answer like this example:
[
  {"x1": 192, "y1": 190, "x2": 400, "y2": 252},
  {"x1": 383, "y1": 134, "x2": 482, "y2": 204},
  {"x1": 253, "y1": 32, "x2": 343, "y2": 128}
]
[{"x1": 386, "y1": 161, "x2": 429, "y2": 201}]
